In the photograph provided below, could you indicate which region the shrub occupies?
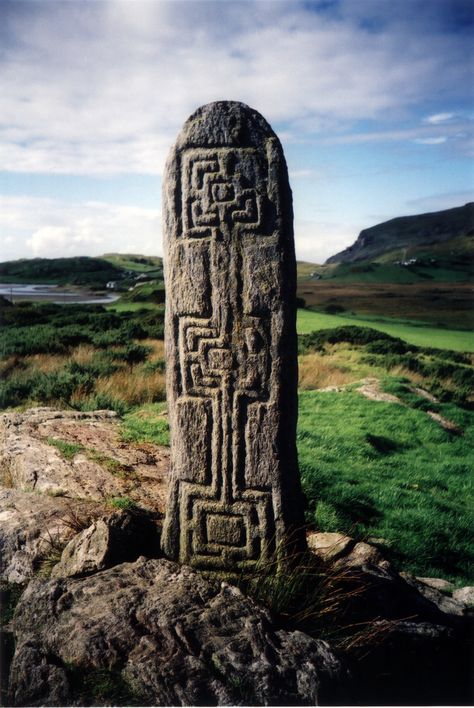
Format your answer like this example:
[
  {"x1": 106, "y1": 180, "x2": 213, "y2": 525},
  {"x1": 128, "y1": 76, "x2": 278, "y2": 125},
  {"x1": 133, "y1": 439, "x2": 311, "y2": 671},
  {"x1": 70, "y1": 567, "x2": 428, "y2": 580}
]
[
  {"x1": 324, "y1": 304, "x2": 345, "y2": 314},
  {"x1": 107, "y1": 496, "x2": 139, "y2": 512},
  {"x1": 300, "y1": 326, "x2": 407, "y2": 353}
]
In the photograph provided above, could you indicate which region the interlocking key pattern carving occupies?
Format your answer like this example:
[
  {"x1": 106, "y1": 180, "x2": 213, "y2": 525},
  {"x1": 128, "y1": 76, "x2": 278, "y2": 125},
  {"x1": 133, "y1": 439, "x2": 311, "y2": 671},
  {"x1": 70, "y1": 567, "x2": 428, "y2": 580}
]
[{"x1": 162, "y1": 102, "x2": 305, "y2": 571}]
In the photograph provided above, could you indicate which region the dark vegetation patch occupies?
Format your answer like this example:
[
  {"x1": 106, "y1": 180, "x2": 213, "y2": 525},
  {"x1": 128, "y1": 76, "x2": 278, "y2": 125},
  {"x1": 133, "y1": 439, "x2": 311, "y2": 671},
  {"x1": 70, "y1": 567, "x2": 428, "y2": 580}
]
[
  {"x1": 0, "y1": 303, "x2": 163, "y2": 356},
  {"x1": 0, "y1": 582, "x2": 24, "y2": 706},
  {"x1": 65, "y1": 665, "x2": 147, "y2": 706},
  {"x1": 0, "y1": 302, "x2": 165, "y2": 412}
]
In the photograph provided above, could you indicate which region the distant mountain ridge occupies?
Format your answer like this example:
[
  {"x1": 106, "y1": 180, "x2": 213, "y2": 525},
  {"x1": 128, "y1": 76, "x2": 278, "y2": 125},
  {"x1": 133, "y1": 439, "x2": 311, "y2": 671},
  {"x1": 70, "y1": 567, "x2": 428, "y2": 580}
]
[{"x1": 326, "y1": 203, "x2": 474, "y2": 264}]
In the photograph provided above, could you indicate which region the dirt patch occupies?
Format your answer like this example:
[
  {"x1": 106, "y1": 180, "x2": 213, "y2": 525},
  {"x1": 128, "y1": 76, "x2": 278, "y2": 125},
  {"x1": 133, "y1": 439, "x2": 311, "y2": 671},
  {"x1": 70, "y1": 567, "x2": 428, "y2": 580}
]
[
  {"x1": 412, "y1": 387, "x2": 438, "y2": 403},
  {"x1": 427, "y1": 411, "x2": 462, "y2": 434},
  {"x1": 355, "y1": 378, "x2": 403, "y2": 404}
]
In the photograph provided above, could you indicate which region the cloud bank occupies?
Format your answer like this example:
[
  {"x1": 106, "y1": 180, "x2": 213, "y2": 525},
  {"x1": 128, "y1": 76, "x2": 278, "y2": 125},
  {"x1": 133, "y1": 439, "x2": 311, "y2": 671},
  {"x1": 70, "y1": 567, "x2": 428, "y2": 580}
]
[
  {"x1": 0, "y1": 0, "x2": 472, "y2": 263},
  {"x1": 1, "y1": 0, "x2": 471, "y2": 176}
]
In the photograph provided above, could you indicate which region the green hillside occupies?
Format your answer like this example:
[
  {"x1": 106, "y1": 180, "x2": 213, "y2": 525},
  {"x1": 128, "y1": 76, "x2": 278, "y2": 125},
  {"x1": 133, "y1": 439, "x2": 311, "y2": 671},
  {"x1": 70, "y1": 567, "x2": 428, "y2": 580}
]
[
  {"x1": 101, "y1": 253, "x2": 163, "y2": 273},
  {"x1": 0, "y1": 257, "x2": 123, "y2": 286},
  {"x1": 326, "y1": 202, "x2": 473, "y2": 265},
  {"x1": 0, "y1": 254, "x2": 164, "y2": 289}
]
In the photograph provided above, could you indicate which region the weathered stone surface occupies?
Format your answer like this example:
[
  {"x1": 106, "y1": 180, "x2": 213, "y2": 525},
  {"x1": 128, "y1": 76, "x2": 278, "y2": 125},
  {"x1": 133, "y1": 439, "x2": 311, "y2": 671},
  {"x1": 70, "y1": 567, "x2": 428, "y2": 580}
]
[
  {"x1": 334, "y1": 540, "x2": 390, "y2": 570},
  {"x1": 416, "y1": 576, "x2": 455, "y2": 592},
  {"x1": 161, "y1": 101, "x2": 305, "y2": 570},
  {"x1": 0, "y1": 407, "x2": 168, "y2": 511},
  {"x1": 0, "y1": 407, "x2": 169, "y2": 583},
  {"x1": 453, "y1": 586, "x2": 474, "y2": 607},
  {"x1": 401, "y1": 573, "x2": 466, "y2": 616},
  {"x1": 307, "y1": 531, "x2": 354, "y2": 561},
  {"x1": 0, "y1": 488, "x2": 105, "y2": 584},
  {"x1": 51, "y1": 512, "x2": 160, "y2": 579},
  {"x1": 9, "y1": 557, "x2": 344, "y2": 706}
]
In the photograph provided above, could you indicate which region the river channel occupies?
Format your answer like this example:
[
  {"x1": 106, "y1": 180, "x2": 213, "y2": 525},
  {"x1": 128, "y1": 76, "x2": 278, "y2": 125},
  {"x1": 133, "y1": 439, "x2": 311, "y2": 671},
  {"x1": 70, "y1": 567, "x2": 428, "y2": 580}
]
[{"x1": 0, "y1": 283, "x2": 120, "y2": 305}]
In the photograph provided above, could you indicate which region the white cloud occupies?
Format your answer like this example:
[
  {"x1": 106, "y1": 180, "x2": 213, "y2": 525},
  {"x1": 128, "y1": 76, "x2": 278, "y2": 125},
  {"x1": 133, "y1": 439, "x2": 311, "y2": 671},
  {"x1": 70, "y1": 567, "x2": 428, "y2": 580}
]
[
  {"x1": 0, "y1": 193, "x2": 356, "y2": 265},
  {"x1": 414, "y1": 137, "x2": 448, "y2": 145},
  {"x1": 425, "y1": 112, "x2": 455, "y2": 124},
  {"x1": 1, "y1": 0, "x2": 471, "y2": 176},
  {"x1": 294, "y1": 219, "x2": 359, "y2": 264},
  {"x1": 323, "y1": 118, "x2": 472, "y2": 150},
  {"x1": 0, "y1": 195, "x2": 161, "y2": 261}
]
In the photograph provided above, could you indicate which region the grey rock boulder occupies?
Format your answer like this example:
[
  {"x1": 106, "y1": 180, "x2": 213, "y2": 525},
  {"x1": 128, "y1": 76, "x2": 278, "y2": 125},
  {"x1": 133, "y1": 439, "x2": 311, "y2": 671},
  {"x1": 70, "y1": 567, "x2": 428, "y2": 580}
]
[
  {"x1": 416, "y1": 576, "x2": 455, "y2": 592},
  {"x1": 453, "y1": 586, "x2": 474, "y2": 608},
  {"x1": 401, "y1": 573, "x2": 466, "y2": 617},
  {"x1": 9, "y1": 557, "x2": 345, "y2": 706},
  {"x1": 51, "y1": 511, "x2": 160, "y2": 579},
  {"x1": 0, "y1": 488, "x2": 105, "y2": 584},
  {"x1": 306, "y1": 531, "x2": 354, "y2": 561}
]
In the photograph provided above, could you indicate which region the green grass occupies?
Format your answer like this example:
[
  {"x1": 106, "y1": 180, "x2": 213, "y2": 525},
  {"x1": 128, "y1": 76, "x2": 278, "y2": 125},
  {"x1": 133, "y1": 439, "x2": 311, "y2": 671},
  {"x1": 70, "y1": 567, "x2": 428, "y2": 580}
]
[
  {"x1": 106, "y1": 301, "x2": 162, "y2": 312},
  {"x1": 86, "y1": 450, "x2": 133, "y2": 478},
  {"x1": 121, "y1": 402, "x2": 170, "y2": 446},
  {"x1": 298, "y1": 388, "x2": 473, "y2": 584},
  {"x1": 297, "y1": 309, "x2": 474, "y2": 351},
  {"x1": 65, "y1": 664, "x2": 144, "y2": 706},
  {"x1": 106, "y1": 496, "x2": 140, "y2": 512},
  {"x1": 46, "y1": 438, "x2": 84, "y2": 460}
]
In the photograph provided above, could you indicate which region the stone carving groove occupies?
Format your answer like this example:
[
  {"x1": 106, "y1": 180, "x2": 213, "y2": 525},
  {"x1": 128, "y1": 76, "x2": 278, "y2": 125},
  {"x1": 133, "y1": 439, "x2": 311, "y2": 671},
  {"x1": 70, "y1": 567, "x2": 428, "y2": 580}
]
[{"x1": 162, "y1": 101, "x2": 305, "y2": 570}]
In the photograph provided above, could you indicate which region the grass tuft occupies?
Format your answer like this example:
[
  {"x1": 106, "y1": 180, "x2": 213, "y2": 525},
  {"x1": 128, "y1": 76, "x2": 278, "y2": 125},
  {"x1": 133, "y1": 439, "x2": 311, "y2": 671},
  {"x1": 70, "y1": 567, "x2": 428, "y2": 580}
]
[
  {"x1": 46, "y1": 438, "x2": 84, "y2": 460},
  {"x1": 120, "y1": 402, "x2": 169, "y2": 446}
]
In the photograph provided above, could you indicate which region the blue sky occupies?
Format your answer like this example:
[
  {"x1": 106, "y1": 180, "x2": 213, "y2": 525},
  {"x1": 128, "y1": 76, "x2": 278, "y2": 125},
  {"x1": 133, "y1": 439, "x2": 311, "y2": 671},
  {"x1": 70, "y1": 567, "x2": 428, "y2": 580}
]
[{"x1": 0, "y1": 0, "x2": 472, "y2": 264}]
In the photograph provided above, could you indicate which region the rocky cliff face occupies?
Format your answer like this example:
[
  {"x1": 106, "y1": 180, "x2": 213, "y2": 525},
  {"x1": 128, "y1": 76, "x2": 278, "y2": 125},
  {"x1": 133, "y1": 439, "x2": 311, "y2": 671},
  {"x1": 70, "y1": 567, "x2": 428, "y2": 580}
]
[
  {"x1": 326, "y1": 202, "x2": 474, "y2": 264},
  {"x1": 1, "y1": 408, "x2": 473, "y2": 706}
]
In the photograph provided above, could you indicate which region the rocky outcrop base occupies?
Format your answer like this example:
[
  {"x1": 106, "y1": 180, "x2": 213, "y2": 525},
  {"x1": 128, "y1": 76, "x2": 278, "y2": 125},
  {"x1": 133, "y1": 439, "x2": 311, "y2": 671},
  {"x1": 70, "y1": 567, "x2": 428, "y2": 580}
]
[{"x1": 8, "y1": 557, "x2": 344, "y2": 707}]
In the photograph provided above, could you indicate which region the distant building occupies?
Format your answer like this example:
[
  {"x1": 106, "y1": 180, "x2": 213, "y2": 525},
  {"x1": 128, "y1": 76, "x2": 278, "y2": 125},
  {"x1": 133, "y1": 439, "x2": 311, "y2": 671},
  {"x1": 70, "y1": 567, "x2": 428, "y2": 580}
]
[{"x1": 395, "y1": 258, "x2": 418, "y2": 267}]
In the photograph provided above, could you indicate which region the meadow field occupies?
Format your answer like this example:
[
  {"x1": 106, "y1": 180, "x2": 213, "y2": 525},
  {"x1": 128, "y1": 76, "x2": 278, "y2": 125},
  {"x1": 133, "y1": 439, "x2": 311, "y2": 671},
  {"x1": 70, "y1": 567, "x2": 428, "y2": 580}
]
[
  {"x1": 298, "y1": 278, "x2": 474, "y2": 329},
  {"x1": 0, "y1": 297, "x2": 472, "y2": 585},
  {"x1": 297, "y1": 309, "x2": 474, "y2": 351}
]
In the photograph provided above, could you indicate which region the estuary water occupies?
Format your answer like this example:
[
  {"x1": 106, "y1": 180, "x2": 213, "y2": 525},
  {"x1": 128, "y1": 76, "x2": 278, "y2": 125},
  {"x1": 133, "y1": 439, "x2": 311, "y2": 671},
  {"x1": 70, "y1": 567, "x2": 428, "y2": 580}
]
[{"x1": 0, "y1": 283, "x2": 120, "y2": 304}]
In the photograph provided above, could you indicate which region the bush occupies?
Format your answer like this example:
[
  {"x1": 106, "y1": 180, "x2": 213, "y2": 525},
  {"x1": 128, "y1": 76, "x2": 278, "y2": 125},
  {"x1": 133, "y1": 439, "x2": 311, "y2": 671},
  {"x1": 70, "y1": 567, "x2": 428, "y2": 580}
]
[
  {"x1": 0, "y1": 303, "x2": 165, "y2": 359},
  {"x1": 300, "y1": 326, "x2": 408, "y2": 353}
]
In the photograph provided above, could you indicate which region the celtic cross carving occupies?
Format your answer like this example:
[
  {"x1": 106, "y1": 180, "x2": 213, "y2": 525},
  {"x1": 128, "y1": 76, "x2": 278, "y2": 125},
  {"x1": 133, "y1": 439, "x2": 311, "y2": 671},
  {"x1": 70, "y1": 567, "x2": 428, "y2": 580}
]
[{"x1": 162, "y1": 102, "x2": 305, "y2": 571}]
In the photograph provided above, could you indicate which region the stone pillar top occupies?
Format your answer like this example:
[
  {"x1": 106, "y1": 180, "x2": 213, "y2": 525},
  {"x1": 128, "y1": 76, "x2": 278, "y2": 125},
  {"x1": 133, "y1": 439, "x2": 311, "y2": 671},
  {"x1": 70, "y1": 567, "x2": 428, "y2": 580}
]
[{"x1": 171, "y1": 100, "x2": 278, "y2": 149}]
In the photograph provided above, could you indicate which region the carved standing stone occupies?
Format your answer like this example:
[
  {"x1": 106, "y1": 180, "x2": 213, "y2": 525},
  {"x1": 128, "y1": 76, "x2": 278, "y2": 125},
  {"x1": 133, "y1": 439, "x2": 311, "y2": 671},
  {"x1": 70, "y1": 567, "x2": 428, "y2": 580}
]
[{"x1": 161, "y1": 101, "x2": 305, "y2": 571}]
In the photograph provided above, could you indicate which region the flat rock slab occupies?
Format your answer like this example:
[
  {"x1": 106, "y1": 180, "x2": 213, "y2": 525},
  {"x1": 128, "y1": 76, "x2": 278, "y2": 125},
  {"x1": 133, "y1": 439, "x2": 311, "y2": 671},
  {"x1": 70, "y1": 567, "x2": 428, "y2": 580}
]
[
  {"x1": 0, "y1": 408, "x2": 168, "y2": 511},
  {"x1": 9, "y1": 557, "x2": 343, "y2": 706}
]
